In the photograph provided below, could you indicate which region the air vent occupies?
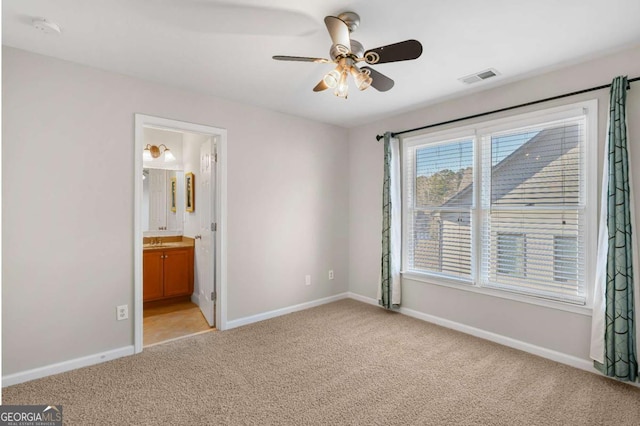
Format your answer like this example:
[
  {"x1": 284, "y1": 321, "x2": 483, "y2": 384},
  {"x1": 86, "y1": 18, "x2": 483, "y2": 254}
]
[{"x1": 459, "y1": 68, "x2": 500, "y2": 85}]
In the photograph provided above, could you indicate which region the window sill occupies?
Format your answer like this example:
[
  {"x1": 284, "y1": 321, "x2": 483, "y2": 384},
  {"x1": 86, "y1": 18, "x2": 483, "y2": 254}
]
[{"x1": 401, "y1": 271, "x2": 593, "y2": 317}]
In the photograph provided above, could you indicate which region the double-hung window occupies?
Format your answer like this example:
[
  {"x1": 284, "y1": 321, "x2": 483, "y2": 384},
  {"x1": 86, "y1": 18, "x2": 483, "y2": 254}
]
[
  {"x1": 404, "y1": 134, "x2": 474, "y2": 279},
  {"x1": 403, "y1": 101, "x2": 596, "y2": 306}
]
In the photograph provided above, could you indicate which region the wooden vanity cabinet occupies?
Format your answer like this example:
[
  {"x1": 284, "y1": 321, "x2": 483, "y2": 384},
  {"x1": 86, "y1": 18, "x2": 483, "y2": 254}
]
[
  {"x1": 143, "y1": 251, "x2": 165, "y2": 301},
  {"x1": 163, "y1": 249, "x2": 192, "y2": 297},
  {"x1": 143, "y1": 247, "x2": 193, "y2": 302}
]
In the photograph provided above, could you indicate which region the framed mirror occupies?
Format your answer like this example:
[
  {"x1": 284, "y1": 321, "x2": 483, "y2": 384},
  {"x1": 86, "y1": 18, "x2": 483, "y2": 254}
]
[{"x1": 185, "y1": 172, "x2": 195, "y2": 212}]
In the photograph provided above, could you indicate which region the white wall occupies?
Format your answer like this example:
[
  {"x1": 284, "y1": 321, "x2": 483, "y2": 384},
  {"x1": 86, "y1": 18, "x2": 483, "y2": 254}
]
[
  {"x1": 2, "y1": 47, "x2": 349, "y2": 376},
  {"x1": 348, "y1": 45, "x2": 640, "y2": 361}
]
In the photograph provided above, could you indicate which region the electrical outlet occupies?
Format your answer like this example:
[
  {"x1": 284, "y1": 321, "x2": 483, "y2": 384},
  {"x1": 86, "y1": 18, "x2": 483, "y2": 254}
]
[
  {"x1": 305, "y1": 275, "x2": 311, "y2": 286},
  {"x1": 328, "y1": 270, "x2": 334, "y2": 280},
  {"x1": 117, "y1": 305, "x2": 128, "y2": 321}
]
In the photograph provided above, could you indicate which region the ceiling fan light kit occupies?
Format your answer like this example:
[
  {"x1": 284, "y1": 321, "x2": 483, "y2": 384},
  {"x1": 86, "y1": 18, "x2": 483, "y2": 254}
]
[{"x1": 273, "y1": 11, "x2": 422, "y2": 99}]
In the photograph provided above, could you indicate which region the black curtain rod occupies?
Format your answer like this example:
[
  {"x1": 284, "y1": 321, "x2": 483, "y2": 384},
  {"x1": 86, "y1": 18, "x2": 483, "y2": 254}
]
[{"x1": 376, "y1": 76, "x2": 640, "y2": 141}]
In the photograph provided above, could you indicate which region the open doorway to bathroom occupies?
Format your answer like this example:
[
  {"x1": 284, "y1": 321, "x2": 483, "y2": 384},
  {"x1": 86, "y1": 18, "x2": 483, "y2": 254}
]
[{"x1": 134, "y1": 115, "x2": 227, "y2": 352}]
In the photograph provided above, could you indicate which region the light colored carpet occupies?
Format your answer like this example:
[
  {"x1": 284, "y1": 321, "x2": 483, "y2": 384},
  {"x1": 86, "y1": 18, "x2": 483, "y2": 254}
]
[{"x1": 3, "y1": 299, "x2": 640, "y2": 425}]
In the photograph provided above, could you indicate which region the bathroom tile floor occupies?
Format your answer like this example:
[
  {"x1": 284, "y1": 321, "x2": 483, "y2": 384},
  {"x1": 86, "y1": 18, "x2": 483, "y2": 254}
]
[{"x1": 143, "y1": 301, "x2": 214, "y2": 346}]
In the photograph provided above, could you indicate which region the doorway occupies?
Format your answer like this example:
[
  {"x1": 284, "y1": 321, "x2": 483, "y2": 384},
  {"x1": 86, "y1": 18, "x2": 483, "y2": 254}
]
[{"x1": 134, "y1": 114, "x2": 227, "y2": 353}]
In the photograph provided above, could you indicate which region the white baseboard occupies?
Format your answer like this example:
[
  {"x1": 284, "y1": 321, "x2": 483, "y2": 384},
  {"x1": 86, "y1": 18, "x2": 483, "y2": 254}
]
[
  {"x1": 2, "y1": 346, "x2": 135, "y2": 387},
  {"x1": 5, "y1": 294, "x2": 632, "y2": 388},
  {"x1": 345, "y1": 293, "x2": 595, "y2": 373},
  {"x1": 400, "y1": 306, "x2": 594, "y2": 372},
  {"x1": 226, "y1": 293, "x2": 349, "y2": 330},
  {"x1": 191, "y1": 293, "x2": 200, "y2": 305},
  {"x1": 346, "y1": 292, "x2": 380, "y2": 306}
]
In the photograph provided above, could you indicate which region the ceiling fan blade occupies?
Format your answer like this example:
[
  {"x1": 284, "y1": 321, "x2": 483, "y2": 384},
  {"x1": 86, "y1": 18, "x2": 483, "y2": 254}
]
[
  {"x1": 361, "y1": 67, "x2": 395, "y2": 92},
  {"x1": 273, "y1": 55, "x2": 331, "y2": 63},
  {"x1": 313, "y1": 79, "x2": 329, "y2": 92},
  {"x1": 324, "y1": 16, "x2": 351, "y2": 51},
  {"x1": 363, "y1": 39, "x2": 423, "y2": 64}
]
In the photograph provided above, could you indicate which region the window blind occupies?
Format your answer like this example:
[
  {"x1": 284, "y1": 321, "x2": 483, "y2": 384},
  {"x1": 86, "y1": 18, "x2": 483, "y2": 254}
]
[
  {"x1": 403, "y1": 102, "x2": 594, "y2": 307},
  {"x1": 480, "y1": 117, "x2": 586, "y2": 304},
  {"x1": 406, "y1": 138, "x2": 474, "y2": 279}
]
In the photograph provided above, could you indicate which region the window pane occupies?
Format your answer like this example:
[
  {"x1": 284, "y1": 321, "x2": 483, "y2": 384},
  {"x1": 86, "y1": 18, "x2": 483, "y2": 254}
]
[
  {"x1": 415, "y1": 140, "x2": 473, "y2": 208},
  {"x1": 554, "y1": 236, "x2": 578, "y2": 283},
  {"x1": 483, "y1": 210, "x2": 584, "y2": 303},
  {"x1": 410, "y1": 210, "x2": 471, "y2": 278},
  {"x1": 497, "y1": 233, "x2": 526, "y2": 277},
  {"x1": 491, "y1": 122, "x2": 583, "y2": 206},
  {"x1": 404, "y1": 103, "x2": 591, "y2": 306}
]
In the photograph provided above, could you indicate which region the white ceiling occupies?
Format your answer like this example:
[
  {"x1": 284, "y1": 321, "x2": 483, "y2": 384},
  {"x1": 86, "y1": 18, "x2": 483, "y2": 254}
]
[{"x1": 3, "y1": 0, "x2": 640, "y2": 128}]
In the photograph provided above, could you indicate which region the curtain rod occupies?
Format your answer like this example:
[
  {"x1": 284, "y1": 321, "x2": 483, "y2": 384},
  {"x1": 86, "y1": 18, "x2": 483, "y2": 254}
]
[{"x1": 375, "y1": 76, "x2": 640, "y2": 141}]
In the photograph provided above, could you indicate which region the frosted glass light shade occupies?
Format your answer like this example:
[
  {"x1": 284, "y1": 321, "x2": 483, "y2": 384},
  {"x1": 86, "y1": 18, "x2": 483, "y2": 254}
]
[
  {"x1": 323, "y1": 69, "x2": 341, "y2": 88},
  {"x1": 334, "y1": 70, "x2": 349, "y2": 98},
  {"x1": 351, "y1": 66, "x2": 372, "y2": 91}
]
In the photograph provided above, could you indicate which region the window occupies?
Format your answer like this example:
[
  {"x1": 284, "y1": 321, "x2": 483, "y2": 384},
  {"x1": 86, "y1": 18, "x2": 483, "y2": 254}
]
[
  {"x1": 496, "y1": 233, "x2": 526, "y2": 278},
  {"x1": 406, "y1": 137, "x2": 473, "y2": 279},
  {"x1": 403, "y1": 101, "x2": 596, "y2": 306},
  {"x1": 554, "y1": 236, "x2": 578, "y2": 283}
]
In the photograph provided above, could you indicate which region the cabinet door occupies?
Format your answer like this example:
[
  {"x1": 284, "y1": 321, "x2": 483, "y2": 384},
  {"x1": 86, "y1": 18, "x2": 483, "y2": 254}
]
[
  {"x1": 143, "y1": 251, "x2": 164, "y2": 301},
  {"x1": 163, "y1": 249, "x2": 191, "y2": 297}
]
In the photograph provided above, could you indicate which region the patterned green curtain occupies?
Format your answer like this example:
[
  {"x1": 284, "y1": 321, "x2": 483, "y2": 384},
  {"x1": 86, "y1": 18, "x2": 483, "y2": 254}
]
[
  {"x1": 594, "y1": 76, "x2": 637, "y2": 381},
  {"x1": 380, "y1": 132, "x2": 401, "y2": 309}
]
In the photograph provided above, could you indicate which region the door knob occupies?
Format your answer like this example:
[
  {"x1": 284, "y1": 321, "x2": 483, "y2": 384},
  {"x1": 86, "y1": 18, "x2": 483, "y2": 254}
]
[{"x1": 194, "y1": 235, "x2": 202, "y2": 239}]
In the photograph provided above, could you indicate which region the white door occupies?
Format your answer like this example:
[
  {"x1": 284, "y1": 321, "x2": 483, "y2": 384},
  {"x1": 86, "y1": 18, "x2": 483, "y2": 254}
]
[
  {"x1": 148, "y1": 169, "x2": 167, "y2": 230},
  {"x1": 197, "y1": 138, "x2": 216, "y2": 326}
]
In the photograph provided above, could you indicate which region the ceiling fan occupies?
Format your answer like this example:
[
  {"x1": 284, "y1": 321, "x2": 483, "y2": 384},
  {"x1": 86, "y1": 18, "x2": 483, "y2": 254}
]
[{"x1": 273, "y1": 11, "x2": 423, "y2": 99}]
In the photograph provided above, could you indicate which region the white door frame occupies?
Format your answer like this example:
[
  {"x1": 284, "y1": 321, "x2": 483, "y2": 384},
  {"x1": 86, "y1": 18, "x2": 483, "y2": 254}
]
[{"x1": 134, "y1": 114, "x2": 228, "y2": 353}]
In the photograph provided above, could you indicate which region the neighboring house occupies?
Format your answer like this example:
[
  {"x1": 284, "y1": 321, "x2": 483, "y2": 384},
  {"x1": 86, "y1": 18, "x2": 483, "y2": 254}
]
[{"x1": 412, "y1": 123, "x2": 581, "y2": 295}]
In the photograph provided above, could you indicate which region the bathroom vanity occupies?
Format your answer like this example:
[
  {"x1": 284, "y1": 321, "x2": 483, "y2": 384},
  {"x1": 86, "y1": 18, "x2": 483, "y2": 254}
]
[{"x1": 143, "y1": 236, "x2": 194, "y2": 304}]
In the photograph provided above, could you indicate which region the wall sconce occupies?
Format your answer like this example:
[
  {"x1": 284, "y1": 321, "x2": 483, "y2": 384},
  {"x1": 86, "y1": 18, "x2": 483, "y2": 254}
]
[{"x1": 143, "y1": 144, "x2": 176, "y2": 162}]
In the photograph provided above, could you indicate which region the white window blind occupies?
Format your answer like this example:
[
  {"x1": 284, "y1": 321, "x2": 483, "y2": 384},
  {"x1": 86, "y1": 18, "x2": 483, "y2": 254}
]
[
  {"x1": 403, "y1": 102, "x2": 594, "y2": 307},
  {"x1": 481, "y1": 117, "x2": 586, "y2": 304},
  {"x1": 405, "y1": 137, "x2": 474, "y2": 279}
]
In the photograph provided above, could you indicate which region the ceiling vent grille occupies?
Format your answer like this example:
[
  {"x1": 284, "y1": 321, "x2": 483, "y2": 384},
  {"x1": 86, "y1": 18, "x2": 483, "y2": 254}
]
[{"x1": 459, "y1": 68, "x2": 500, "y2": 84}]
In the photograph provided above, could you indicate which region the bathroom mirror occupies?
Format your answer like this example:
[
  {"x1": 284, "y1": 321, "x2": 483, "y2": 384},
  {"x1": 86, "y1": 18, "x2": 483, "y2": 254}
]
[
  {"x1": 142, "y1": 168, "x2": 185, "y2": 233},
  {"x1": 142, "y1": 126, "x2": 186, "y2": 234}
]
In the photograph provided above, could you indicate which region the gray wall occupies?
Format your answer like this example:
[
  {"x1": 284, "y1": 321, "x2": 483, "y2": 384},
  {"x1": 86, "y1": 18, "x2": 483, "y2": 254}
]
[
  {"x1": 5, "y1": 42, "x2": 640, "y2": 378},
  {"x1": 2, "y1": 47, "x2": 350, "y2": 375},
  {"x1": 348, "y1": 45, "x2": 640, "y2": 360}
]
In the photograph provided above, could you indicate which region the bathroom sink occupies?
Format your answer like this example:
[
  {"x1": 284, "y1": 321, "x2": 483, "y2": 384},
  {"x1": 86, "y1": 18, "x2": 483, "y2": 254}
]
[{"x1": 143, "y1": 242, "x2": 186, "y2": 249}]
